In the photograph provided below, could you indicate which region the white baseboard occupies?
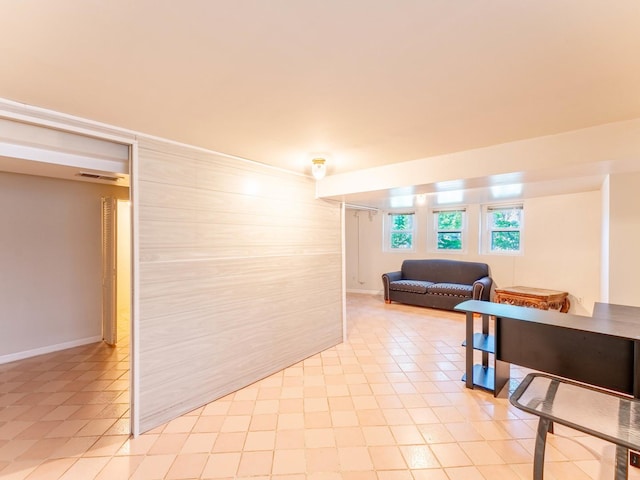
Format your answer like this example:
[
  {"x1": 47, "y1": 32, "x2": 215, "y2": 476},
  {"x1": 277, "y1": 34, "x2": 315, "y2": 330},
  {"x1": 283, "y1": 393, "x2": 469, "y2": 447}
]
[
  {"x1": 0, "y1": 335, "x2": 103, "y2": 365},
  {"x1": 347, "y1": 288, "x2": 382, "y2": 295}
]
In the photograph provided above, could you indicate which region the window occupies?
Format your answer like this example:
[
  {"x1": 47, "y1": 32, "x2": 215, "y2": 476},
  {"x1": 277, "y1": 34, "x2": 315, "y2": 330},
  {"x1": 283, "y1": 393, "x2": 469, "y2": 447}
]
[
  {"x1": 432, "y1": 208, "x2": 466, "y2": 252},
  {"x1": 385, "y1": 212, "x2": 415, "y2": 251},
  {"x1": 484, "y1": 204, "x2": 524, "y2": 254}
]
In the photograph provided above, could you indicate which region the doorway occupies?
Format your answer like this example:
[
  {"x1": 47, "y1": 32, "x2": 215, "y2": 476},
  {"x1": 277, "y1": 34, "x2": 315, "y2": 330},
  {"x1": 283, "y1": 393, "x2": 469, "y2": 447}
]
[{"x1": 102, "y1": 198, "x2": 132, "y2": 347}]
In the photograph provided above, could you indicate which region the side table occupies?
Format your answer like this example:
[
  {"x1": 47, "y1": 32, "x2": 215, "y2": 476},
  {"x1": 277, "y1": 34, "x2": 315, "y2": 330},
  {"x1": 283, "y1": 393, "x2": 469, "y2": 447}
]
[{"x1": 494, "y1": 286, "x2": 570, "y2": 313}]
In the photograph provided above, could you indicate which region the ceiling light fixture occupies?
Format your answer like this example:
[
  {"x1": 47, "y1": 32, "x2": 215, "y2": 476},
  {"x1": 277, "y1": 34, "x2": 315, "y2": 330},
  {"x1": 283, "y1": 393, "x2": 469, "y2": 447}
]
[{"x1": 311, "y1": 157, "x2": 327, "y2": 180}]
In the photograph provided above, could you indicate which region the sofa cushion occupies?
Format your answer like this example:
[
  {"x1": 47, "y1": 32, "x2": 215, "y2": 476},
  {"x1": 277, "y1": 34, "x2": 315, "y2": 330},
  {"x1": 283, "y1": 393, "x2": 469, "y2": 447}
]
[
  {"x1": 389, "y1": 280, "x2": 433, "y2": 294},
  {"x1": 427, "y1": 282, "x2": 473, "y2": 297}
]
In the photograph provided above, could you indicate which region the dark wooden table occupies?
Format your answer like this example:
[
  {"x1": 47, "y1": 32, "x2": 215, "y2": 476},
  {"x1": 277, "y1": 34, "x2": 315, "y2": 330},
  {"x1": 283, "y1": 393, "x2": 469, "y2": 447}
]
[{"x1": 455, "y1": 300, "x2": 640, "y2": 397}]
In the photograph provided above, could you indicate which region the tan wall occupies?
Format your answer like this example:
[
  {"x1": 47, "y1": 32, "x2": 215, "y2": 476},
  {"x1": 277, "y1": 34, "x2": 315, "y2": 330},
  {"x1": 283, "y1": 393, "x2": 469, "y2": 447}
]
[
  {"x1": 607, "y1": 172, "x2": 640, "y2": 306},
  {"x1": 0, "y1": 171, "x2": 128, "y2": 360},
  {"x1": 346, "y1": 190, "x2": 601, "y2": 315},
  {"x1": 136, "y1": 138, "x2": 343, "y2": 432}
]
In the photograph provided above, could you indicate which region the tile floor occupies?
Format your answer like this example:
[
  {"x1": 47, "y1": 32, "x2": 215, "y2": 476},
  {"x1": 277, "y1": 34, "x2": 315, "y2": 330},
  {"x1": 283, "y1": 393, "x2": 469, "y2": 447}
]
[{"x1": 0, "y1": 293, "x2": 636, "y2": 479}]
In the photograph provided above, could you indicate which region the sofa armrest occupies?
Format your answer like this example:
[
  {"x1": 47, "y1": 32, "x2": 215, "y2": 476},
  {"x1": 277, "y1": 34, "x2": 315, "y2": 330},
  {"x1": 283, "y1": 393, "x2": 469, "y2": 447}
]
[
  {"x1": 473, "y1": 276, "x2": 493, "y2": 301},
  {"x1": 381, "y1": 271, "x2": 402, "y2": 302}
]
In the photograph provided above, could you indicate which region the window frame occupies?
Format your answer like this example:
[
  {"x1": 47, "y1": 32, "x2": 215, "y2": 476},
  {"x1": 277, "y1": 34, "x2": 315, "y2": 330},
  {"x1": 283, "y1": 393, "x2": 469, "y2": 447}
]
[
  {"x1": 482, "y1": 204, "x2": 524, "y2": 255},
  {"x1": 430, "y1": 207, "x2": 467, "y2": 253},
  {"x1": 384, "y1": 211, "x2": 416, "y2": 252}
]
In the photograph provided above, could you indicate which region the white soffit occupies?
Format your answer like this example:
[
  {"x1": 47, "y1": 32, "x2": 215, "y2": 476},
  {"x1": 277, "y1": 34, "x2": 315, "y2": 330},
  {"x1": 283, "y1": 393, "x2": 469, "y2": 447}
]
[{"x1": 0, "y1": 117, "x2": 130, "y2": 186}]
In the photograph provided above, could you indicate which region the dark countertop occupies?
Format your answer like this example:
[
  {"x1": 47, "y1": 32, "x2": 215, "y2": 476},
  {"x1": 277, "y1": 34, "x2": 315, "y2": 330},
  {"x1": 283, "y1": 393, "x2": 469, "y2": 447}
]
[{"x1": 455, "y1": 299, "x2": 640, "y2": 341}]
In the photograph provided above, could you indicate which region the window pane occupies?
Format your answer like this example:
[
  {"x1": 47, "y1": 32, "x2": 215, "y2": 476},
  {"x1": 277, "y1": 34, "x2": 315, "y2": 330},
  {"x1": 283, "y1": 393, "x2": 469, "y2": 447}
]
[
  {"x1": 391, "y1": 232, "x2": 413, "y2": 249},
  {"x1": 437, "y1": 211, "x2": 462, "y2": 230},
  {"x1": 490, "y1": 209, "x2": 521, "y2": 229},
  {"x1": 491, "y1": 231, "x2": 520, "y2": 251},
  {"x1": 437, "y1": 232, "x2": 462, "y2": 250},
  {"x1": 392, "y1": 214, "x2": 413, "y2": 230}
]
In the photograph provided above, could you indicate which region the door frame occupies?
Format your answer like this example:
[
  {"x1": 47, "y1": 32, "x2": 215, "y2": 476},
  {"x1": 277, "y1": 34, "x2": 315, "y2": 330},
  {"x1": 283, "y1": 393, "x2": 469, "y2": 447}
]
[{"x1": 0, "y1": 99, "x2": 141, "y2": 436}]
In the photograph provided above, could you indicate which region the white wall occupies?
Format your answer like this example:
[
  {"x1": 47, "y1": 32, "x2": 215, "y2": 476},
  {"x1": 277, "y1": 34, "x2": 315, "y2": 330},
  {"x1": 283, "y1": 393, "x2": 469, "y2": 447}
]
[
  {"x1": 0, "y1": 172, "x2": 129, "y2": 361},
  {"x1": 346, "y1": 190, "x2": 601, "y2": 315},
  {"x1": 607, "y1": 172, "x2": 640, "y2": 306}
]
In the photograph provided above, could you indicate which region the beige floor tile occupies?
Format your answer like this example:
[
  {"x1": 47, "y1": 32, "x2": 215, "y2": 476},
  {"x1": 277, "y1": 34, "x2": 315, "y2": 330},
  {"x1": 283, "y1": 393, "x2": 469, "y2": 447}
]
[
  {"x1": 129, "y1": 454, "x2": 175, "y2": 480},
  {"x1": 362, "y1": 425, "x2": 395, "y2": 446},
  {"x1": 488, "y1": 439, "x2": 536, "y2": 464},
  {"x1": 49, "y1": 436, "x2": 99, "y2": 459},
  {"x1": 410, "y1": 469, "x2": 450, "y2": 480},
  {"x1": 82, "y1": 435, "x2": 128, "y2": 457},
  {"x1": 165, "y1": 452, "x2": 208, "y2": 479},
  {"x1": 444, "y1": 465, "x2": 486, "y2": 480},
  {"x1": 275, "y1": 429, "x2": 305, "y2": 449},
  {"x1": 459, "y1": 440, "x2": 506, "y2": 465},
  {"x1": 17, "y1": 438, "x2": 69, "y2": 461},
  {"x1": 369, "y1": 445, "x2": 407, "y2": 470},
  {"x1": 180, "y1": 432, "x2": 217, "y2": 454},
  {"x1": 116, "y1": 434, "x2": 158, "y2": 456},
  {"x1": 331, "y1": 410, "x2": 359, "y2": 427},
  {"x1": 163, "y1": 415, "x2": 198, "y2": 434},
  {"x1": 306, "y1": 447, "x2": 339, "y2": 472},
  {"x1": 211, "y1": 432, "x2": 246, "y2": 453},
  {"x1": 23, "y1": 458, "x2": 76, "y2": 480},
  {"x1": 277, "y1": 413, "x2": 304, "y2": 430},
  {"x1": 399, "y1": 444, "x2": 440, "y2": 469},
  {"x1": 390, "y1": 424, "x2": 424, "y2": 444},
  {"x1": 236, "y1": 450, "x2": 273, "y2": 476},
  {"x1": 43, "y1": 420, "x2": 88, "y2": 439},
  {"x1": 305, "y1": 428, "x2": 336, "y2": 448},
  {"x1": 94, "y1": 455, "x2": 143, "y2": 480},
  {"x1": 445, "y1": 422, "x2": 484, "y2": 442},
  {"x1": 220, "y1": 415, "x2": 251, "y2": 432},
  {"x1": 337, "y1": 446, "x2": 374, "y2": 471},
  {"x1": 148, "y1": 433, "x2": 189, "y2": 455},
  {"x1": 58, "y1": 457, "x2": 110, "y2": 480},
  {"x1": 192, "y1": 415, "x2": 224, "y2": 433},
  {"x1": 201, "y1": 452, "x2": 241, "y2": 478},
  {"x1": 244, "y1": 430, "x2": 276, "y2": 451},
  {"x1": 0, "y1": 460, "x2": 39, "y2": 480},
  {"x1": 305, "y1": 412, "x2": 332, "y2": 428},
  {"x1": 430, "y1": 443, "x2": 473, "y2": 468},
  {"x1": 476, "y1": 464, "x2": 528, "y2": 480},
  {"x1": 272, "y1": 448, "x2": 306, "y2": 474}
]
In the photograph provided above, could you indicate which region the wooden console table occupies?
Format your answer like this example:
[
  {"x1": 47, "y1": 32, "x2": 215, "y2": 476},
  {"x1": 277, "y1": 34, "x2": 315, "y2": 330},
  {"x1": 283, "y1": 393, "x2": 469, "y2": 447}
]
[{"x1": 494, "y1": 286, "x2": 570, "y2": 313}]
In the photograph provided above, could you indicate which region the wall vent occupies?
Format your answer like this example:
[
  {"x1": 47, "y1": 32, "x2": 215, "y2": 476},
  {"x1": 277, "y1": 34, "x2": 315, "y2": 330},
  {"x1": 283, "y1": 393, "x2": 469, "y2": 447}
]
[{"x1": 77, "y1": 172, "x2": 122, "y2": 182}]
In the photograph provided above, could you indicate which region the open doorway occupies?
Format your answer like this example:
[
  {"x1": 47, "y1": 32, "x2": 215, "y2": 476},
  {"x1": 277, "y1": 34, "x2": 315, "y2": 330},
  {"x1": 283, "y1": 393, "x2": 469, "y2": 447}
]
[{"x1": 102, "y1": 197, "x2": 131, "y2": 347}]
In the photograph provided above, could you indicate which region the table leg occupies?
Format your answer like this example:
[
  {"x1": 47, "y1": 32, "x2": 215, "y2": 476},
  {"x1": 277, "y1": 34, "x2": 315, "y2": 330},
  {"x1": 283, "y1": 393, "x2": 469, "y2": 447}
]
[
  {"x1": 465, "y1": 311, "x2": 473, "y2": 389},
  {"x1": 534, "y1": 417, "x2": 551, "y2": 480},
  {"x1": 614, "y1": 445, "x2": 628, "y2": 480}
]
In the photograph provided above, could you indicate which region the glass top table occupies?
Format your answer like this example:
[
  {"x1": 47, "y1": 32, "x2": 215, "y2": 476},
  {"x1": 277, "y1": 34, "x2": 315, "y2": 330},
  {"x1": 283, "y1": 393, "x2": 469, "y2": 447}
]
[{"x1": 511, "y1": 373, "x2": 640, "y2": 479}]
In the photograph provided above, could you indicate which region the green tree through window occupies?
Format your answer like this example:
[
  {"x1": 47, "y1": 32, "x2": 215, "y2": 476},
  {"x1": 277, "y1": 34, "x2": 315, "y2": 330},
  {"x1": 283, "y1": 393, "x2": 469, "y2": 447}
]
[
  {"x1": 435, "y1": 210, "x2": 464, "y2": 250},
  {"x1": 487, "y1": 206, "x2": 523, "y2": 252},
  {"x1": 389, "y1": 213, "x2": 414, "y2": 250}
]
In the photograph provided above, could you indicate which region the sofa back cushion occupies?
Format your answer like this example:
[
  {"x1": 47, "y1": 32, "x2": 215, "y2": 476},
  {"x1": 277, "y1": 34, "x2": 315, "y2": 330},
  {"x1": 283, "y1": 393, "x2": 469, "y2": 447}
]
[{"x1": 401, "y1": 259, "x2": 489, "y2": 284}]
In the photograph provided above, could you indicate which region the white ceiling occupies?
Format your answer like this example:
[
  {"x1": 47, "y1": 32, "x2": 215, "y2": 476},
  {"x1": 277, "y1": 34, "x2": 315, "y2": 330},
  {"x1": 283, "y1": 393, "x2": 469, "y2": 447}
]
[{"x1": 0, "y1": 1, "x2": 639, "y2": 185}]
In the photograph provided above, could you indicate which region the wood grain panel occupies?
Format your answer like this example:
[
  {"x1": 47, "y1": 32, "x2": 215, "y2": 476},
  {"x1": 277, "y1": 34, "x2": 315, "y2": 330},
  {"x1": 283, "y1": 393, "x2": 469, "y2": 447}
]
[{"x1": 137, "y1": 138, "x2": 343, "y2": 432}]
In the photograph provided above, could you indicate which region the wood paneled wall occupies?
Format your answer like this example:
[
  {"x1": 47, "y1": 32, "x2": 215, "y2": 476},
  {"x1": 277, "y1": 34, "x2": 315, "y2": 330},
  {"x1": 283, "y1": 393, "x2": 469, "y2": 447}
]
[{"x1": 137, "y1": 138, "x2": 343, "y2": 432}]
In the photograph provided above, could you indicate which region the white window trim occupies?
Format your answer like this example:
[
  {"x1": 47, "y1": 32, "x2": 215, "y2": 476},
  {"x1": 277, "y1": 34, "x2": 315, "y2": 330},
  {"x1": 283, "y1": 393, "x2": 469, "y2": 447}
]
[
  {"x1": 384, "y1": 211, "x2": 416, "y2": 252},
  {"x1": 481, "y1": 204, "x2": 524, "y2": 255},
  {"x1": 429, "y1": 207, "x2": 467, "y2": 254}
]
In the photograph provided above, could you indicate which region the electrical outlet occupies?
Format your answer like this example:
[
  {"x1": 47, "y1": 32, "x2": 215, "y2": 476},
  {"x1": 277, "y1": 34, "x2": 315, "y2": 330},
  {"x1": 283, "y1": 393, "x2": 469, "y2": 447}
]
[{"x1": 630, "y1": 451, "x2": 640, "y2": 468}]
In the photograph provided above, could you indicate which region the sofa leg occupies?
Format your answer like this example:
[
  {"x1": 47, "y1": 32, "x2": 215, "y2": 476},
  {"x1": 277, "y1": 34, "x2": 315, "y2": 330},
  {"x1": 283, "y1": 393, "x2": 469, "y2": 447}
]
[{"x1": 385, "y1": 299, "x2": 391, "y2": 304}]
